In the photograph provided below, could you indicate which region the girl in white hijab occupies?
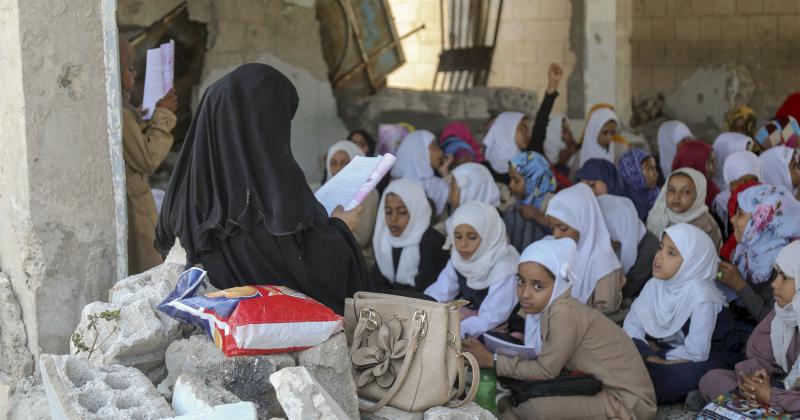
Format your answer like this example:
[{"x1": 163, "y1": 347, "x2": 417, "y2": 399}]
[
  {"x1": 656, "y1": 120, "x2": 693, "y2": 179},
  {"x1": 647, "y1": 167, "x2": 722, "y2": 248},
  {"x1": 483, "y1": 111, "x2": 527, "y2": 176},
  {"x1": 324, "y1": 140, "x2": 364, "y2": 182},
  {"x1": 373, "y1": 179, "x2": 448, "y2": 292},
  {"x1": 712, "y1": 132, "x2": 753, "y2": 191},
  {"x1": 597, "y1": 194, "x2": 659, "y2": 298},
  {"x1": 713, "y1": 150, "x2": 762, "y2": 228},
  {"x1": 425, "y1": 201, "x2": 520, "y2": 337},
  {"x1": 324, "y1": 140, "x2": 378, "y2": 265},
  {"x1": 391, "y1": 130, "x2": 450, "y2": 216},
  {"x1": 624, "y1": 223, "x2": 729, "y2": 404},
  {"x1": 545, "y1": 183, "x2": 625, "y2": 312},
  {"x1": 760, "y1": 145, "x2": 798, "y2": 193},
  {"x1": 448, "y1": 162, "x2": 501, "y2": 210},
  {"x1": 579, "y1": 107, "x2": 618, "y2": 167},
  {"x1": 699, "y1": 241, "x2": 800, "y2": 413},
  {"x1": 462, "y1": 236, "x2": 658, "y2": 420}
]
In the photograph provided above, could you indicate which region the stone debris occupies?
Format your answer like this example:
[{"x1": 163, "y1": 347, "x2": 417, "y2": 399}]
[
  {"x1": 159, "y1": 335, "x2": 296, "y2": 419},
  {"x1": 39, "y1": 354, "x2": 173, "y2": 420},
  {"x1": 423, "y1": 402, "x2": 497, "y2": 420},
  {"x1": 360, "y1": 402, "x2": 423, "y2": 420},
  {"x1": 6, "y1": 375, "x2": 49, "y2": 420},
  {"x1": 296, "y1": 333, "x2": 359, "y2": 419},
  {"x1": 269, "y1": 366, "x2": 349, "y2": 420},
  {"x1": 0, "y1": 272, "x2": 34, "y2": 384},
  {"x1": 172, "y1": 373, "x2": 241, "y2": 415},
  {"x1": 162, "y1": 401, "x2": 258, "y2": 420}
]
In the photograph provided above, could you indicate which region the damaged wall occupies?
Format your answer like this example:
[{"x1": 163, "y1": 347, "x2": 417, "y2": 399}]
[
  {"x1": 631, "y1": 0, "x2": 800, "y2": 119},
  {"x1": 387, "y1": 0, "x2": 576, "y2": 115},
  {"x1": 118, "y1": 0, "x2": 349, "y2": 183}
]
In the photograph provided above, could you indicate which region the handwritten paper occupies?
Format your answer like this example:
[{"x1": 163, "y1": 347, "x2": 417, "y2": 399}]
[
  {"x1": 142, "y1": 40, "x2": 175, "y2": 120},
  {"x1": 315, "y1": 154, "x2": 396, "y2": 216}
]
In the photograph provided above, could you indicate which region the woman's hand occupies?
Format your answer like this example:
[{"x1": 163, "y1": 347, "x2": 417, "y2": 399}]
[
  {"x1": 718, "y1": 261, "x2": 748, "y2": 291},
  {"x1": 647, "y1": 340, "x2": 661, "y2": 353},
  {"x1": 546, "y1": 63, "x2": 564, "y2": 94},
  {"x1": 438, "y1": 155, "x2": 454, "y2": 177},
  {"x1": 156, "y1": 88, "x2": 179, "y2": 113},
  {"x1": 739, "y1": 370, "x2": 772, "y2": 404},
  {"x1": 332, "y1": 204, "x2": 363, "y2": 232},
  {"x1": 518, "y1": 205, "x2": 547, "y2": 225},
  {"x1": 462, "y1": 337, "x2": 494, "y2": 369}
]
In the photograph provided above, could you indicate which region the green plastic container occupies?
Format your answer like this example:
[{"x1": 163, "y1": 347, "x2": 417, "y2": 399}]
[{"x1": 474, "y1": 367, "x2": 497, "y2": 414}]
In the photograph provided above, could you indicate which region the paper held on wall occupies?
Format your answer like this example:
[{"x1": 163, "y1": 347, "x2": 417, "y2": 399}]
[
  {"x1": 141, "y1": 40, "x2": 175, "y2": 120},
  {"x1": 315, "y1": 154, "x2": 396, "y2": 216}
]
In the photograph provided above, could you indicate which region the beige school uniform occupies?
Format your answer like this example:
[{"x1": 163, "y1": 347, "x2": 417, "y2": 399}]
[
  {"x1": 498, "y1": 295, "x2": 657, "y2": 420},
  {"x1": 353, "y1": 189, "x2": 379, "y2": 268},
  {"x1": 123, "y1": 106, "x2": 176, "y2": 274},
  {"x1": 689, "y1": 212, "x2": 723, "y2": 250},
  {"x1": 588, "y1": 268, "x2": 626, "y2": 314}
]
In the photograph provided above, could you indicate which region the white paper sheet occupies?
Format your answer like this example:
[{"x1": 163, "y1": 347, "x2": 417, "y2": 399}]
[
  {"x1": 141, "y1": 40, "x2": 174, "y2": 120},
  {"x1": 315, "y1": 154, "x2": 396, "y2": 216}
]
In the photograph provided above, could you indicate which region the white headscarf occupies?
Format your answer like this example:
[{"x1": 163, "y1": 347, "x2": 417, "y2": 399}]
[
  {"x1": 448, "y1": 201, "x2": 519, "y2": 290},
  {"x1": 579, "y1": 108, "x2": 618, "y2": 167},
  {"x1": 723, "y1": 151, "x2": 762, "y2": 185},
  {"x1": 483, "y1": 111, "x2": 525, "y2": 174},
  {"x1": 771, "y1": 241, "x2": 800, "y2": 375},
  {"x1": 657, "y1": 120, "x2": 693, "y2": 179},
  {"x1": 373, "y1": 179, "x2": 432, "y2": 287},
  {"x1": 545, "y1": 183, "x2": 622, "y2": 303},
  {"x1": 646, "y1": 168, "x2": 709, "y2": 238},
  {"x1": 760, "y1": 145, "x2": 795, "y2": 192},
  {"x1": 451, "y1": 163, "x2": 501, "y2": 207},
  {"x1": 597, "y1": 194, "x2": 648, "y2": 273},
  {"x1": 325, "y1": 140, "x2": 364, "y2": 181},
  {"x1": 629, "y1": 223, "x2": 726, "y2": 338},
  {"x1": 543, "y1": 114, "x2": 564, "y2": 164},
  {"x1": 520, "y1": 238, "x2": 577, "y2": 353},
  {"x1": 712, "y1": 132, "x2": 753, "y2": 190},
  {"x1": 391, "y1": 130, "x2": 436, "y2": 181}
]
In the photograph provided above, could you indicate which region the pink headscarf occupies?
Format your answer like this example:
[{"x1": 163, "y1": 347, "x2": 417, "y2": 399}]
[{"x1": 440, "y1": 122, "x2": 484, "y2": 163}]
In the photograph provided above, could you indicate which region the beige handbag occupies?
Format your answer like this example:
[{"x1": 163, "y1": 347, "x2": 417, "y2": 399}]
[{"x1": 343, "y1": 292, "x2": 480, "y2": 413}]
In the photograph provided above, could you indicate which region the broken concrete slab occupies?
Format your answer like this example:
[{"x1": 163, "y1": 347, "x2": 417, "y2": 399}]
[
  {"x1": 6, "y1": 375, "x2": 49, "y2": 420},
  {"x1": 296, "y1": 333, "x2": 358, "y2": 419},
  {"x1": 423, "y1": 403, "x2": 496, "y2": 420},
  {"x1": 162, "y1": 401, "x2": 258, "y2": 420},
  {"x1": 70, "y1": 299, "x2": 170, "y2": 383},
  {"x1": 160, "y1": 335, "x2": 296, "y2": 419},
  {"x1": 0, "y1": 273, "x2": 33, "y2": 384},
  {"x1": 360, "y1": 402, "x2": 423, "y2": 420},
  {"x1": 663, "y1": 65, "x2": 754, "y2": 130},
  {"x1": 172, "y1": 374, "x2": 241, "y2": 415},
  {"x1": 269, "y1": 366, "x2": 349, "y2": 420},
  {"x1": 39, "y1": 354, "x2": 173, "y2": 420}
]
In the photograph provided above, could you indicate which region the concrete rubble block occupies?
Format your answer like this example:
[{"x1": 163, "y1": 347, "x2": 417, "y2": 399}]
[
  {"x1": 360, "y1": 402, "x2": 423, "y2": 420},
  {"x1": 162, "y1": 401, "x2": 258, "y2": 420},
  {"x1": 0, "y1": 273, "x2": 34, "y2": 384},
  {"x1": 39, "y1": 354, "x2": 173, "y2": 420},
  {"x1": 663, "y1": 64, "x2": 754, "y2": 129},
  {"x1": 269, "y1": 366, "x2": 349, "y2": 420},
  {"x1": 70, "y1": 299, "x2": 169, "y2": 382},
  {"x1": 423, "y1": 403, "x2": 497, "y2": 420},
  {"x1": 172, "y1": 373, "x2": 241, "y2": 415},
  {"x1": 296, "y1": 333, "x2": 359, "y2": 419},
  {"x1": 6, "y1": 375, "x2": 50, "y2": 420},
  {"x1": 159, "y1": 335, "x2": 296, "y2": 419}
]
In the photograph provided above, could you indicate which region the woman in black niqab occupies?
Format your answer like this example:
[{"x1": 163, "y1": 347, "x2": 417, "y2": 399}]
[{"x1": 155, "y1": 63, "x2": 371, "y2": 314}]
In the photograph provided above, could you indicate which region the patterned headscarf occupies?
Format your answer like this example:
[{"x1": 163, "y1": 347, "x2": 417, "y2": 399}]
[
  {"x1": 511, "y1": 151, "x2": 556, "y2": 209},
  {"x1": 754, "y1": 116, "x2": 800, "y2": 149},
  {"x1": 725, "y1": 105, "x2": 758, "y2": 137},
  {"x1": 618, "y1": 148, "x2": 659, "y2": 208},
  {"x1": 441, "y1": 122, "x2": 484, "y2": 163},
  {"x1": 733, "y1": 185, "x2": 800, "y2": 284},
  {"x1": 441, "y1": 136, "x2": 477, "y2": 162}
]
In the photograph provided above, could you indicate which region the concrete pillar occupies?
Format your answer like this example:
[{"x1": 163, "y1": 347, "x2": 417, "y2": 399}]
[
  {"x1": 583, "y1": 0, "x2": 617, "y2": 114},
  {"x1": 0, "y1": 0, "x2": 124, "y2": 378},
  {"x1": 615, "y1": 0, "x2": 634, "y2": 125}
]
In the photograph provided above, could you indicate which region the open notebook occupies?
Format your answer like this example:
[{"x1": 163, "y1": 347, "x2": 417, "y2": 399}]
[
  {"x1": 482, "y1": 332, "x2": 538, "y2": 360},
  {"x1": 142, "y1": 40, "x2": 175, "y2": 120},
  {"x1": 315, "y1": 154, "x2": 396, "y2": 216}
]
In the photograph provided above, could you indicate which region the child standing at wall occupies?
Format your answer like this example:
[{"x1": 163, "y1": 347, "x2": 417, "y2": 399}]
[{"x1": 119, "y1": 36, "x2": 177, "y2": 274}]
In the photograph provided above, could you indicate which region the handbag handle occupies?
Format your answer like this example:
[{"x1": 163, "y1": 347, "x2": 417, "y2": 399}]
[
  {"x1": 357, "y1": 311, "x2": 426, "y2": 413},
  {"x1": 445, "y1": 350, "x2": 481, "y2": 408}
]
